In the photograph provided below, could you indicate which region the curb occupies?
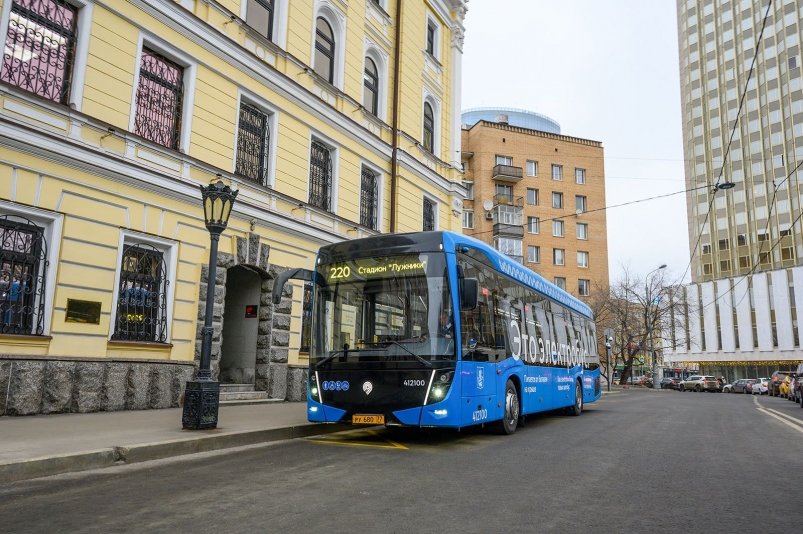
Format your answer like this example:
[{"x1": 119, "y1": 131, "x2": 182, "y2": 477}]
[{"x1": 0, "y1": 423, "x2": 350, "y2": 485}]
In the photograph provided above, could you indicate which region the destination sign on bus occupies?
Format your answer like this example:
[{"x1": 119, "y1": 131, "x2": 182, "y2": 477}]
[{"x1": 324, "y1": 258, "x2": 427, "y2": 282}]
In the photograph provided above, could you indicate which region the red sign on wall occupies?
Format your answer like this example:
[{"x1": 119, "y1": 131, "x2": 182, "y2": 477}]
[{"x1": 245, "y1": 305, "x2": 258, "y2": 318}]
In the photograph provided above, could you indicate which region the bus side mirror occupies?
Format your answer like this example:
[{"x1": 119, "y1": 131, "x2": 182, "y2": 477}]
[
  {"x1": 272, "y1": 268, "x2": 319, "y2": 305},
  {"x1": 460, "y1": 277, "x2": 479, "y2": 310}
]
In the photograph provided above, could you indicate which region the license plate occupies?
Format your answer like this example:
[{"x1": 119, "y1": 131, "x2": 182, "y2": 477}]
[{"x1": 352, "y1": 414, "x2": 384, "y2": 425}]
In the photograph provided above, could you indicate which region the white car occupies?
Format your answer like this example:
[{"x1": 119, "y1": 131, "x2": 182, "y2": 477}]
[{"x1": 751, "y1": 377, "x2": 769, "y2": 395}]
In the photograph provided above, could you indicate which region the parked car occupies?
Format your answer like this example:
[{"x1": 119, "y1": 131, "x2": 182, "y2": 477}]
[
  {"x1": 734, "y1": 378, "x2": 757, "y2": 394},
  {"x1": 769, "y1": 371, "x2": 795, "y2": 396},
  {"x1": 795, "y1": 364, "x2": 803, "y2": 405},
  {"x1": 722, "y1": 381, "x2": 735, "y2": 393},
  {"x1": 629, "y1": 375, "x2": 652, "y2": 387},
  {"x1": 787, "y1": 376, "x2": 798, "y2": 401},
  {"x1": 679, "y1": 375, "x2": 721, "y2": 392},
  {"x1": 660, "y1": 377, "x2": 681, "y2": 390},
  {"x1": 752, "y1": 378, "x2": 769, "y2": 395},
  {"x1": 780, "y1": 375, "x2": 795, "y2": 400}
]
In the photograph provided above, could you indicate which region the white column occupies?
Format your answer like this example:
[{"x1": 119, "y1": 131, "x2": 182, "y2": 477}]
[
  {"x1": 673, "y1": 289, "x2": 687, "y2": 354},
  {"x1": 701, "y1": 281, "x2": 719, "y2": 352},
  {"x1": 771, "y1": 270, "x2": 794, "y2": 350},
  {"x1": 734, "y1": 276, "x2": 754, "y2": 352},
  {"x1": 449, "y1": 25, "x2": 464, "y2": 169},
  {"x1": 688, "y1": 284, "x2": 702, "y2": 353},
  {"x1": 752, "y1": 272, "x2": 773, "y2": 351},
  {"x1": 793, "y1": 267, "x2": 803, "y2": 348},
  {"x1": 716, "y1": 279, "x2": 736, "y2": 352}
]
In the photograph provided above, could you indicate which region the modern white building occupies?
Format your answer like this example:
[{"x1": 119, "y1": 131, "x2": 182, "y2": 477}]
[{"x1": 664, "y1": 0, "x2": 803, "y2": 379}]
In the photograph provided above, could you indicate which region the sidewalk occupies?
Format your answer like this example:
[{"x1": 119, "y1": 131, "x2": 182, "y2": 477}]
[{"x1": 0, "y1": 402, "x2": 347, "y2": 484}]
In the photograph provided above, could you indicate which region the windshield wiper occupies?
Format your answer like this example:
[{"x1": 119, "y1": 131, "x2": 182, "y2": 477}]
[
  {"x1": 315, "y1": 348, "x2": 359, "y2": 368},
  {"x1": 382, "y1": 339, "x2": 433, "y2": 368}
]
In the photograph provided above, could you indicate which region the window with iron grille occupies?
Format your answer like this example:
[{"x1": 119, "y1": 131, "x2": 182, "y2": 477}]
[
  {"x1": 360, "y1": 166, "x2": 378, "y2": 229},
  {"x1": 299, "y1": 282, "x2": 312, "y2": 353},
  {"x1": 1, "y1": 0, "x2": 78, "y2": 103},
  {"x1": 112, "y1": 244, "x2": 168, "y2": 343},
  {"x1": 235, "y1": 102, "x2": 271, "y2": 186},
  {"x1": 363, "y1": 57, "x2": 379, "y2": 115},
  {"x1": 134, "y1": 48, "x2": 184, "y2": 149},
  {"x1": 314, "y1": 17, "x2": 335, "y2": 83},
  {"x1": 423, "y1": 198, "x2": 435, "y2": 231},
  {"x1": 246, "y1": 0, "x2": 274, "y2": 40},
  {"x1": 423, "y1": 102, "x2": 434, "y2": 153},
  {"x1": 309, "y1": 140, "x2": 332, "y2": 211},
  {"x1": 0, "y1": 215, "x2": 48, "y2": 335}
]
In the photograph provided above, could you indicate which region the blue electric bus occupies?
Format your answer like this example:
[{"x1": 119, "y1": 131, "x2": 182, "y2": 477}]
[{"x1": 274, "y1": 231, "x2": 601, "y2": 434}]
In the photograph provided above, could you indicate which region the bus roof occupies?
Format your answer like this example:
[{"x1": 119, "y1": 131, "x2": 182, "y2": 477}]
[{"x1": 317, "y1": 231, "x2": 593, "y2": 319}]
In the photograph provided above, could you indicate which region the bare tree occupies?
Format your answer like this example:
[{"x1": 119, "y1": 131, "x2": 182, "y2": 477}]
[{"x1": 589, "y1": 267, "x2": 690, "y2": 386}]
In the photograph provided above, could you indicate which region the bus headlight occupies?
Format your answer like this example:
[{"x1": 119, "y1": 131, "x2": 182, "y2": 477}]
[
  {"x1": 309, "y1": 372, "x2": 321, "y2": 403},
  {"x1": 426, "y1": 370, "x2": 455, "y2": 404}
]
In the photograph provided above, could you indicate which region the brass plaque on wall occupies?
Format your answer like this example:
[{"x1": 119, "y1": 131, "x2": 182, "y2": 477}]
[{"x1": 65, "y1": 299, "x2": 102, "y2": 324}]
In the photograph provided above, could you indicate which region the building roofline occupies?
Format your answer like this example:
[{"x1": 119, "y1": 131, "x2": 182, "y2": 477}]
[{"x1": 464, "y1": 120, "x2": 603, "y2": 148}]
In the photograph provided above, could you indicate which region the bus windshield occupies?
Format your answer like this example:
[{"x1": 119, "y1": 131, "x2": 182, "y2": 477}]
[{"x1": 312, "y1": 253, "x2": 454, "y2": 366}]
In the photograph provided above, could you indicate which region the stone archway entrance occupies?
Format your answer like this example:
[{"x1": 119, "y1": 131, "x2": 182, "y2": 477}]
[
  {"x1": 219, "y1": 265, "x2": 261, "y2": 384},
  {"x1": 194, "y1": 232, "x2": 300, "y2": 400}
]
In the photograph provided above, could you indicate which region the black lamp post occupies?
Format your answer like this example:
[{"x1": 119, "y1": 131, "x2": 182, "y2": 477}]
[
  {"x1": 605, "y1": 335, "x2": 613, "y2": 392},
  {"x1": 182, "y1": 179, "x2": 238, "y2": 430}
]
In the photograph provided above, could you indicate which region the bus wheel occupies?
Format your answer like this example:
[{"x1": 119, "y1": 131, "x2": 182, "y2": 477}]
[
  {"x1": 497, "y1": 379, "x2": 519, "y2": 435},
  {"x1": 568, "y1": 381, "x2": 583, "y2": 416}
]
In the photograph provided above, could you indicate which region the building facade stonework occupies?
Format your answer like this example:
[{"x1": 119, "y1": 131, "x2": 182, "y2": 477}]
[{"x1": 0, "y1": 0, "x2": 467, "y2": 415}]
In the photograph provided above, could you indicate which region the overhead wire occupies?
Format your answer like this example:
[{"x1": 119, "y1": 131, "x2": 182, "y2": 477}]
[{"x1": 467, "y1": 183, "x2": 710, "y2": 240}]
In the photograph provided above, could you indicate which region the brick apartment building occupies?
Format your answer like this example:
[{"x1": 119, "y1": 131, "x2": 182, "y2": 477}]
[{"x1": 460, "y1": 108, "x2": 609, "y2": 301}]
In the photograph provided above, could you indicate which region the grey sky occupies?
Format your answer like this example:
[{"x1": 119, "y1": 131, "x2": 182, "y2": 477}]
[{"x1": 461, "y1": 0, "x2": 691, "y2": 284}]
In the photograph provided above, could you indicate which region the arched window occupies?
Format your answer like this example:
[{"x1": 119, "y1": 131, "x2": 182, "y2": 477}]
[
  {"x1": 363, "y1": 57, "x2": 379, "y2": 116},
  {"x1": 423, "y1": 102, "x2": 435, "y2": 153},
  {"x1": 314, "y1": 17, "x2": 335, "y2": 83}
]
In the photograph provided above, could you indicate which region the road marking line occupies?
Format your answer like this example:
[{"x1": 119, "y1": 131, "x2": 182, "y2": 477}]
[
  {"x1": 753, "y1": 396, "x2": 803, "y2": 433},
  {"x1": 760, "y1": 406, "x2": 803, "y2": 428}
]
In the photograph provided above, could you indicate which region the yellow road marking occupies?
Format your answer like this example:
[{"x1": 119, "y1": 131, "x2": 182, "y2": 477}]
[{"x1": 306, "y1": 429, "x2": 409, "y2": 450}]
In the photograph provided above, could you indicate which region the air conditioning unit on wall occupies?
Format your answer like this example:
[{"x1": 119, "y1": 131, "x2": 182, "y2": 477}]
[{"x1": 485, "y1": 211, "x2": 494, "y2": 220}]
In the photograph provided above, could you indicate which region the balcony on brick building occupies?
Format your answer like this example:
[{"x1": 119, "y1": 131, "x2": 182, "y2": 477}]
[{"x1": 492, "y1": 164, "x2": 523, "y2": 182}]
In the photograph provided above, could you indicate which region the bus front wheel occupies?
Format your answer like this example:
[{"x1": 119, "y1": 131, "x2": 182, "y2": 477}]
[
  {"x1": 567, "y1": 380, "x2": 583, "y2": 416},
  {"x1": 496, "y1": 379, "x2": 519, "y2": 435}
]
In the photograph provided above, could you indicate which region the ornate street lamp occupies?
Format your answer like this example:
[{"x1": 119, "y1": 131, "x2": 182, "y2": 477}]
[{"x1": 182, "y1": 179, "x2": 238, "y2": 430}]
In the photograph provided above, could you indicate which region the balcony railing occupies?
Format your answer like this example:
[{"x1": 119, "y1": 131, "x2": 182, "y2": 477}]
[
  {"x1": 493, "y1": 194, "x2": 524, "y2": 207},
  {"x1": 492, "y1": 164, "x2": 523, "y2": 182},
  {"x1": 493, "y1": 223, "x2": 525, "y2": 238}
]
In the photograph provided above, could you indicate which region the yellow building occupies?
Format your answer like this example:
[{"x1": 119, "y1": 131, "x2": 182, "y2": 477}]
[
  {"x1": 0, "y1": 0, "x2": 467, "y2": 415},
  {"x1": 460, "y1": 109, "x2": 609, "y2": 302}
]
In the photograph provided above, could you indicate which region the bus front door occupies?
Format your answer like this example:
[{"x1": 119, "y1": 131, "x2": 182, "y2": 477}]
[{"x1": 459, "y1": 359, "x2": 497, "y2": 427}]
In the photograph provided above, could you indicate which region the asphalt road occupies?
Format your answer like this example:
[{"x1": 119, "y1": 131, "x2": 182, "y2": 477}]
[{"x1": 2, "y1": 389, "x2": 803, "y2": 533}]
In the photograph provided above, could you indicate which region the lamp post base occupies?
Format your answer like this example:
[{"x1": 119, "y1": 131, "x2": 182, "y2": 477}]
[{"x1": 182, "y1": 380, "x2": 220, "y2": 429}]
